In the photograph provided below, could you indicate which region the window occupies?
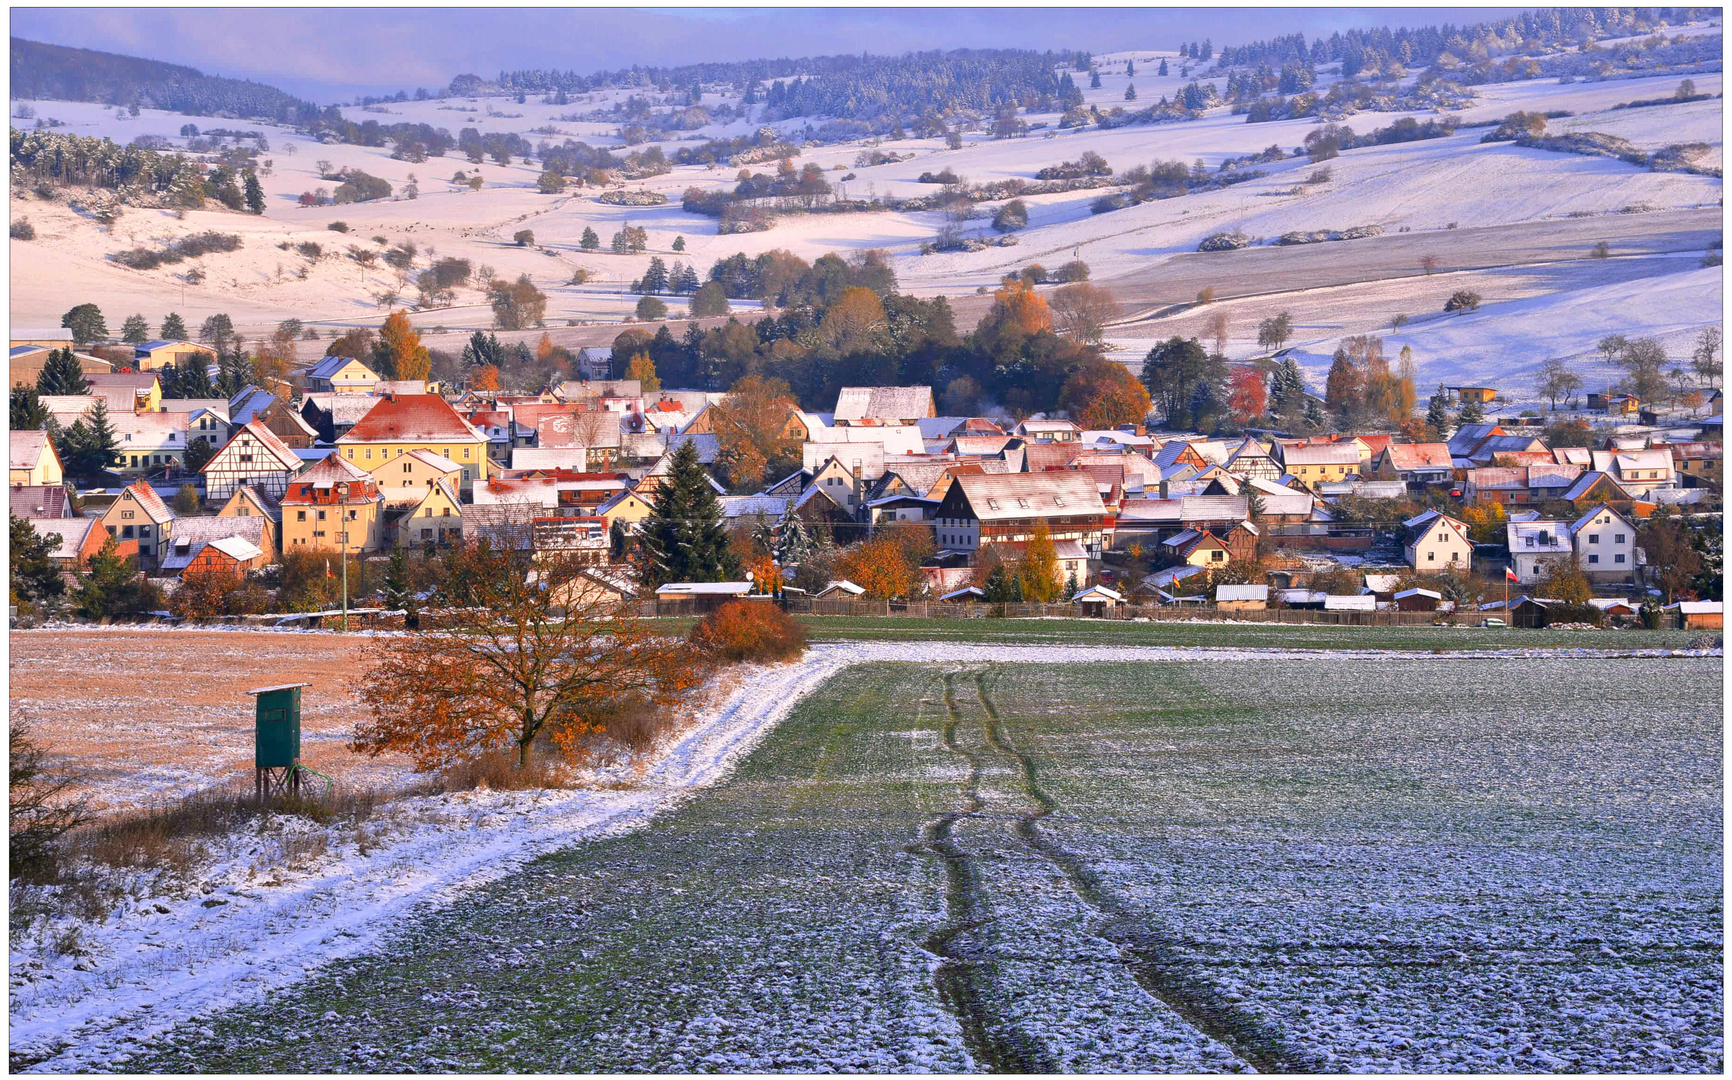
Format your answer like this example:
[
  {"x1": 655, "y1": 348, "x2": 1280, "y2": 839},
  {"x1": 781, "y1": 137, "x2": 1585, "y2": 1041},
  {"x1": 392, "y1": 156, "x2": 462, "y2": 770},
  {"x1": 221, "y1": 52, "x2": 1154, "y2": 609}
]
[
  {"x1": 441, "y1": 506, "x2": 451, "y2": 517},
  {"x1": 318, "y1": 509, "x2": 327, "y2": 520},
  {"x1": 1427, "y1": 551, "x2": 1436, "y2": 562},
  {"x1": 121, "y1": 525, "x2": 134, "y2": 538},
  {"x1": 1588, "y1": 553, "x2": 1599, "y2": 564},
  {"x1": 462, "y1": 448, "x2": 471, "y2": 460},
  {"x1": 121, "y1": 510, "x2": 134, "y2": 520},
  {"x1": 1588, "y1": 534, "x2": 1600, "y2": 544},
  {"x1": 1450, "y1": 552, "x2": 1460, "y2": 563},
  {"x1": 365, "y1": 448, "x2": 373, "y2": 460},
  {"x1": 297, "y1": 510, "x2": 307, "y2": 522},
  {"x1": 404, "y1": 462, "x2": 412, "y2": 473},
  {"x1": 1615, "y1": 553, "x2": 1626, "y2": 564},
  {"x1": 1615, "y1": 534, "x2": 1627, "y2": 544}
]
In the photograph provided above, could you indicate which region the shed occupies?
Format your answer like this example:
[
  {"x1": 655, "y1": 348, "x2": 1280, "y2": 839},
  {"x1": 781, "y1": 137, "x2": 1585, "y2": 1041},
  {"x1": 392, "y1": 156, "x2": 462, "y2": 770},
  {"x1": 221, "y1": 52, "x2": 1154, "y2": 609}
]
[
  {"x1": 1215, "y1": 584, "x2": 1268, "y2": 611},
  {"x1": 814, "y1": 579, "x2": 866, "y2": 600},
  {"x1": 941, "y1": 586, "x2": 986, "y2": 602},
  {"x1": 1392, "y1": 587, "x2": 1444, "y2": 612},
  {"x1": 1071, "y1": 584, "x2": 1123, "y2": 611},
  {"x1": 1323, "y1": 594, "x2": 1377, "y2": 612},
  {"x1": 1668, "y1": 600, "x2": 1723, "y2": 630}
]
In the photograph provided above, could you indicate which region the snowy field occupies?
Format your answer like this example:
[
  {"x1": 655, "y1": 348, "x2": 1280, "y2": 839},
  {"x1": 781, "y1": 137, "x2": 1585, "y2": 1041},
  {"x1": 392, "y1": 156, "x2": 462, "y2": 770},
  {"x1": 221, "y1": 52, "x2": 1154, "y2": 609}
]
[
  {"x1": 9, "y1": 42, "x2": 1722, "y2": 391},
  {"x1": 26, "y1": 644, "x2": 1716, "y2": 1073}
]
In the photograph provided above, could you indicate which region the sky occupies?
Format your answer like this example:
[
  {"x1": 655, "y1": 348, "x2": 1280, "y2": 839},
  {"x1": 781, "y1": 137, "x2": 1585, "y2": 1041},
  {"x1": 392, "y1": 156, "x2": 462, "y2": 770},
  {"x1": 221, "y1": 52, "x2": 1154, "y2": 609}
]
[{"x1": 10, "y1": 6, "x2": 1527, "y2": 103}]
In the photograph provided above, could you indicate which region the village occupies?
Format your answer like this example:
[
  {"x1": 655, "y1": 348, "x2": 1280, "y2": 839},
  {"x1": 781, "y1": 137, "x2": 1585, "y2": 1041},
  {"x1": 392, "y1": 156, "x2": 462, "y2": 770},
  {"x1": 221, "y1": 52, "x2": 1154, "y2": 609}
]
[{"x1": 8, "y1": 318, "x2": 1723, "y2": 632}]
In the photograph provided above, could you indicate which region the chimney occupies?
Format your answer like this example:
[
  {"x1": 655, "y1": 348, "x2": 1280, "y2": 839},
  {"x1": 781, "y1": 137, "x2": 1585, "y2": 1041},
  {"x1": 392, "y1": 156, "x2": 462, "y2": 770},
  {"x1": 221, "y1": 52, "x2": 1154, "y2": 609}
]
[{"x1": 1159, "y1": 478, "x2": 1169, "y2": 499}]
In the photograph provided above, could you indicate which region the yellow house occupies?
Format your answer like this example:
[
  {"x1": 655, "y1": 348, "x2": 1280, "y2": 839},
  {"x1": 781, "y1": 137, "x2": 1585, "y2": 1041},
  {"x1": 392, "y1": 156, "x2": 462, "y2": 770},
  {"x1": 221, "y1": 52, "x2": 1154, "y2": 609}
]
[
  {"x1": 99, "y1": 480, "x2": 175, "y2": 564},
  {"x1": 9, "y1": 430, "x2": 64, "y2": 486},
  {"x1": 279, "y1": 454, "x2": 386, "y2": 554},
  {"x1": 596, "y1": 488, "x2": 656, "y2": 531},
  {"x1": 216, "y1": 485, "x2": 281, "y2": 555},
  {"x1": 86, "y1": 372, "x2": 163, "y2": 413},
  {"x1": 1280, "y1": 443, "x2": 1360, "y2": 485},
  {"x1": 335, "y1": 394, "x2": 490, "y2": 488},
  {"x1": 133, "y1": 339, "x2": 217, "y2": 372},
  {"x1": 368, "y1": 446, "x2": 465, "y2": 507},
  {"x1": 394, "y1": 479, "x2": 464, "y2": 548},
  {"x1": 305, "y1": 355, "x2": 382, "y2": 394}
]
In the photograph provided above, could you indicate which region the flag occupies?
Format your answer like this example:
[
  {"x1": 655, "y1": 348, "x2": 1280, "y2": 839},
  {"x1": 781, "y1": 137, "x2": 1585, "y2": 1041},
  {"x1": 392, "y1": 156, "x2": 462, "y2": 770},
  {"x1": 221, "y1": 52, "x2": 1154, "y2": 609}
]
[
  {"x1": 1505, "y1": 567, "x2": 1519, "y2": 583},
  {"x1": 326, "y1": 559, "x2": 334, "y2": 579}
]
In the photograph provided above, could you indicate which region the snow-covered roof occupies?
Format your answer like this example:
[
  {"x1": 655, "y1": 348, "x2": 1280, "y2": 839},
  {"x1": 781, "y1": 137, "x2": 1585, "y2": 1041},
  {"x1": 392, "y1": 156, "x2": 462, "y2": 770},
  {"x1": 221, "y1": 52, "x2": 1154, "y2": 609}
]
[
  {"x1": 1072, "y1": 584, "x2": 1123, "y2": 602},
  {"x1": 1215, "y1": 584, "x2": 1268, "y2": 602},
  {"x1": 1323, "y1": 594, "x2": 1376, "y2": 611},
  {"x1": 654, "y1": 581, "x2": 755, "y2": 596},
  {"x1": 833, "y1": 386, "x2": 933, "y2": 422}
]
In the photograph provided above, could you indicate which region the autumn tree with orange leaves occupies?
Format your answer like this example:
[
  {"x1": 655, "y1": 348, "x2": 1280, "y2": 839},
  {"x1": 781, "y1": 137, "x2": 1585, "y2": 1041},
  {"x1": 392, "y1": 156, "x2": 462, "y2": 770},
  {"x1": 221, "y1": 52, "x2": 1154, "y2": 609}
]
[
  {"x1": 471, "y1": 364, "x2": 501, "y2": 391},
  {"x1": 1060, "y1": 357, "x2": 1152, "y2": 429},
  {"x1": 1228, "y1": 367, "x2": 1268, "y2": 425},
  {"x1": 712, "y1": 374, "x2": 801, "y2": 491},
  {"x1": 836, "y1": 521, "x2": 933, "y2": 599},
  {"x1": 984, "y1": 275, "x2": 1053, "y2": 336},
  {"x1": 379, "y1": 309, "x2": 430, "y2": 381},
  {"x1": 352, "y1": 543, "x2": 701, "y2": 770}
]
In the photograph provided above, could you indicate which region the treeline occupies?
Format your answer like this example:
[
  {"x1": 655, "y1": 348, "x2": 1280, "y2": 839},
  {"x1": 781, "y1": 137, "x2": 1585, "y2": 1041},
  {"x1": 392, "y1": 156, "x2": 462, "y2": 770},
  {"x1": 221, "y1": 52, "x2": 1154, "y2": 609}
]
[
  {"x1": 11, "y1": 128, "x2": 206, "y2": 203},
  {"x1": 609, "y1": 251, "x2": 1111, "y2": 421},
  {"x1": 466, "y1": 48, "x2": 1086, "y2": 129},
  {"x1": 9, "y1": 37, "x2": 319, "y2": 124},
  {"x1": 1217, "y1": 8, "x2": 1706, "y2": 77}
]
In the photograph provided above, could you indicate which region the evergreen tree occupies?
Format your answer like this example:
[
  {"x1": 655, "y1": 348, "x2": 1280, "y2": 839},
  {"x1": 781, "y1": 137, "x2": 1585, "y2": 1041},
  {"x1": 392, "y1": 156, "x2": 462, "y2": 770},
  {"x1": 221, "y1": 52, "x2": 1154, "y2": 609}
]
[
  {"x1": 161, "y1": 312, "x2": 188, "y2": 339},
  {"x1": 216, "y1": 345, "x2": 255, "y2": 397},
  {"x1": 1125, "y1": 82, "x2": 1137, "y2": 101},
  {"x1": 163, "y1": 351, "x2": 212, "y2": 398},
  {"x1": 460, "y1": 329, "x2": 506, "y2": 368},
  {"x1": 243, "y1": 169, "x2": 265, "y2": 214},
  {"x1": 608, "y1": 517, "x2": 631, "y2": 561},
  {"x1": 10, "y1": 514, "x2": 66, "y2": 611},
  {"x1": 1090, "y1": 70, "x2": 1103, "y2": 89},
  {"x1": 382, "y1": 546, "x2": 420, "y2": 624},
  {"x1": 773, "y1": 510, "x2": 813, "y2": 566},
  {"x1": 635, "y1": 439, "x2": 738, "y2": 588},
  {"x1": 1158, "y1": 58, "x2": 1169, "y2": 76},
  {"x1": 983, "y1": 562, "x2": 1016, "y2": 603},
  {"x1": 10, "y1": 386, "x2": 48, "y2": 430},
  {"x1": 120, "y1": 313, "x2": 150, "y2": 343},
  {"x1": 36, "y1": 348, "x2": 89, "y2": 395},
  {"x1": 1301, "y1": 396, "x2": 1327, "y2": 431},
  {"x1": 1126, "y1": 59, "x2": 1136, "y2": 77},
  {"x1": 62, "y1": 398, "x2": 122, "y2": 478},
  {"x1": 672, "y1": 235, "x2": 685, "y2": 252},
  {"x1": 580, "y1": 226, "x2": 600, "y2": 250},
  {"x1": 74, "y1": 536, "x2": 159, "y2": 619},
  {"x1": 640, "y1": 256, "x2": 669, "y2": 295},
  {"x1": 61, "y1": 303, "x2": 107, "y2": 345},
  {"x1": 1458, "y1": 397, "x2": 1486, "y2": 425},
  {"x1": 1426, "y1": 384, "x2": 1453, "y2": 437}
]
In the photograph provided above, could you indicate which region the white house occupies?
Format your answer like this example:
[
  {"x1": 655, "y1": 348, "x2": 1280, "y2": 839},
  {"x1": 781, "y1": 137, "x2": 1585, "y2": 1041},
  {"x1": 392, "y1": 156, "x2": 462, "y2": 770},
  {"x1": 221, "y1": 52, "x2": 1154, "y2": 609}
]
[
  {"x1": 1402, "y1": 510, "x2": 1474, "y2": 574},
  {"x1": 1569, "y1": 503, "x2": 1637, "y2": 584},
  {"x1": 1507, "y1": 518, "x2": 1573, "y2": 585}
]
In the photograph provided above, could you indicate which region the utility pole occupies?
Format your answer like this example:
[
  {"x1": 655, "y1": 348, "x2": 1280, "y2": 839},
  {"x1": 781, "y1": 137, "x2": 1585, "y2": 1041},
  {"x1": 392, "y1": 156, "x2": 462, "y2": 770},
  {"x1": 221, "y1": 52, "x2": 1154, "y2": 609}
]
[{"x1": 337, "y1": 481, "x2": 350, "y2": 632}]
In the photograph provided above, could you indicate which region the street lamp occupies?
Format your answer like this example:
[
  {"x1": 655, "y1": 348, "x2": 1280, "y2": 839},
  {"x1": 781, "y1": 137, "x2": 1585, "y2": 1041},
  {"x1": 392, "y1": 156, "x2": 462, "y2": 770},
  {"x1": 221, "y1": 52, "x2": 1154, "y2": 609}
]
[{"x1": 336, "y1": 481, "x2": 350, "y2": 632}]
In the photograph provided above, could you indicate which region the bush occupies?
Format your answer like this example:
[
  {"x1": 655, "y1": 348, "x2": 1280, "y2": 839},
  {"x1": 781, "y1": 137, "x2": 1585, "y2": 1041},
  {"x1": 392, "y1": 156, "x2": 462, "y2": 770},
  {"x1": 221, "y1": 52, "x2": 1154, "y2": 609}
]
[
  {"x1": 10, "y1": 218, "x2": 35, "y2": 240},
  {"x1": 327, "y1": 221, "x2": 350, "y2": 233},
  {"x1": 1444, "y1": 289, "x2": 1482, "y2": 312},
  {"x1": 112, "y1": 231, "x2": 242, "y2": 270},
  {"x1": 992, "y1": 198, "x2": 1028, "y2": 233},
  {"x1": 689, "y1": 600, "x2": 806, "y2": 663},
  {"x1": 514, "y1": 229, "x2": 535, "y2": 246},
  {"x1": 331, "y1": 170, "x2": 392, "y2": 203},
  {"x1": 635, "y1": 295, "x2": 668, "y2": 320}
]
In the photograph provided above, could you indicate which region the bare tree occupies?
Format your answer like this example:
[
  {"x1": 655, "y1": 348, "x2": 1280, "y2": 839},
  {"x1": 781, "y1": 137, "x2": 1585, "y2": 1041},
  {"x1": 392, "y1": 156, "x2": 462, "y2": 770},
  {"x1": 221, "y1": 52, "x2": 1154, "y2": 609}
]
[
  {"x1": 1048, "y1": 282, "x2": 1120, "y2": 345},
  {"x1": 1419, "y1": 254, "x2": 1440, "y2": 275},
  {"x1": 1535, "y1": 357, "x2": 1584, "y2": 411},
  {"x1": 1206, "y1": 310, "x2": 1230, "y2": 355}
]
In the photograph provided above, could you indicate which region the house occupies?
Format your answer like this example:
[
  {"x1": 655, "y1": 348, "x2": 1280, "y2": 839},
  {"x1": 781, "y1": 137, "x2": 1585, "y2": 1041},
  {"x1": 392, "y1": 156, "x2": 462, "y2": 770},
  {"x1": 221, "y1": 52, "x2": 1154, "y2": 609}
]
[
  {"x1": 1278, "y1": 442, "x2": 1360, "y2": 486},
  {"x1": 391, "y1": 479, "x2": 464, "y2": 549},
  {"x1": 1402, "y1": 510, "x2": 1473, "y2": 574},
  {"x1": 279, "y1": 454, "x2": 386, "y2": 554},
  {"x1": 99, "y1": 480, "x2": 175, "y2": 565},
  {"x1": 1372, "y1": 443, "x2": 1453, "y2": 487},
  {"x1": 1215, "y1": 584, "x2": 1268, "y2": 610},
  {"x1": 11, "y1": 328, "x2": 76, "y2": 350},
  {"x1": 336, "y1": 394, "x2": 491, "y2": 487},
  {"x1": 10, "y1": 430, "x2": 64, "y2": 486},
  {"x1": 833, "y1": 386, "x2": 935, "y2": 426},
  {"x1": 1014, "y1": 418, "x2": 1082, "y2": 443},
  {"x1": 1467, "y1": 434, "x2": 1550, "y2": 467},
  {"x1": 1445, "y1": 422, "x2": 1506, "y2": 460},
  {"x1": 216, "y1": 485, "x2": 281, "y2": 553},
  {"x1": 932, "y1": 471, "x2": 1109, "y2": 562},
  {"x1": 988, "y1": 537, "x2": 1090, "y2": 587},
  {"x1": 1590, "y1": 449, "x2": 1676, "y2": 497},
  {"x1": 30, "y1": 517, "x2": 129, "y2": 570},
  {"x1": 111, "y1": 412, "x2": 193, "y2": 474},
  {"x1": 232, "y1": 392, "x2": 320, "y2": 449},
  {"x1": 1569, "y1": 503, "x2": 1637, "y2": 583},
  {"x1": 9, "y1": 484, "x2": 72, "y2": 519},
  {"x1": 176, "y1": 404, "x2": 231, "y2": 450},
  {"x1": 86, "y1": 372, "x2": 163, "y2": 412},
  {"x1": 1668, "y1": 600, "x2": 1722, "y2": 630},
  {"x1": 369, "y1": 446, "x2": 466, "y2": 507},
  {"x1": 160, "y1": 517, "x2": 276, "y2": 577},
  {"x1": 1392, "y1": 587, "x2": 1444, "y2": 612},
  {"x1": 179, "y1": 535, "x2": 267, "y2": 581},
  {"x1": 1668, "y1": 442, "x2": 1722, "y2": 489},
  {"x1": 1506, "y1": 518, "x2": 1573, "y2": 585},
  {"x1": 301, "y1": 393, "x2": 380, "y2": 442},
  {"x1": 304, "y1": 355, "x2": 382, "y2": 394},
  {"x1": 1463, "y1": 465, "x2": 1584, "y2": 505},
  {"x1": 1164, "y1": 528, "x2": 1231, "y2": 567},
  {"x1": 1453, "y1": 386, "x2": 1497, "y2": 404},
  {"x1": 202, "y1": 421, "x2": 303, "y2": 501},
  {"x1": 1558, "y1": 470, "x2": 1636, "y2": 509},
  {"x1": 1588, "y1": 597, "x2": 1641, "y2": 619},
  {"x1": 133, "y1": 340, "x2": 217, "y2": 372},
  {"x1": 1224, "y1": 437, "x2": 1281, "y2": 480}
]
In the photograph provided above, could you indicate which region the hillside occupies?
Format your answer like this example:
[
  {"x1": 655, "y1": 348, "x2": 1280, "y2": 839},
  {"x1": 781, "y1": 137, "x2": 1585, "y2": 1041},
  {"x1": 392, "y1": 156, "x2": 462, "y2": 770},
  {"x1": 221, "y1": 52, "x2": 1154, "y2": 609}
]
[{"x1": 9, "y1": 37, "x2": 319, "y2": 123}]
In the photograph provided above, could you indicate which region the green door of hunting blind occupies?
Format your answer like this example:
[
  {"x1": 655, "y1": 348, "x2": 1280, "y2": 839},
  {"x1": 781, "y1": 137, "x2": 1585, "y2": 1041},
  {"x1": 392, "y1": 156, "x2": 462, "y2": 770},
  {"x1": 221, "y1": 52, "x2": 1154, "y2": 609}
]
[{"x1": 249, "y1": 684, "x2": 309, "y2": 769}]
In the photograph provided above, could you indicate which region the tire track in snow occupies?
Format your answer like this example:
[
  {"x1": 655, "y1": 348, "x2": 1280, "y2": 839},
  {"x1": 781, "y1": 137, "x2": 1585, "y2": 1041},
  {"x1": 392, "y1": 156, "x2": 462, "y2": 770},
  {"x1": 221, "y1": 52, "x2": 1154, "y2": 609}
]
[
  {"x1": 970, "y1": 666, "x2": 1323, "y2": 1074},
  {"x1": 915, "y1": 670, "x2": 1059, "y2": 1075}
]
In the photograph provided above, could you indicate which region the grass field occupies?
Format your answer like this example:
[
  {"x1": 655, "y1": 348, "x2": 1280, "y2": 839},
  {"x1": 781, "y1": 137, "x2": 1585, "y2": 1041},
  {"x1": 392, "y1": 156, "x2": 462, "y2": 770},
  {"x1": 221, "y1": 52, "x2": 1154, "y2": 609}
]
[
  {"x1": 794, "y1": 616, "x2": 1711, "y2": 652},
  {"x1": 129, "y1": 654, "x2": 1722, "y2": 1073}
]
